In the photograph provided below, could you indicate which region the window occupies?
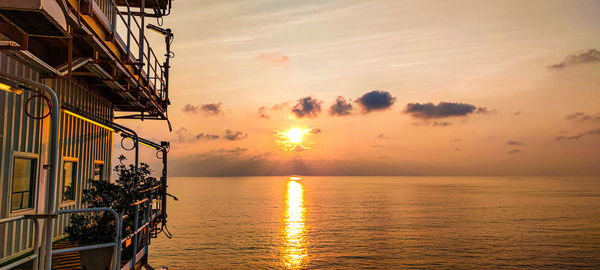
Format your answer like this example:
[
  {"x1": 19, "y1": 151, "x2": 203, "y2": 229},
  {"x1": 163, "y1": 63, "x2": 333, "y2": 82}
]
[
  {"x1": 93, "y1": 162, "x2": 104, "y2": 181},
  {"x1": 11, "y1": 157, "x2": 36, "y2": 211},
  {"x1": 62, "y1": 161, "x2": 77, "y2": 202}
]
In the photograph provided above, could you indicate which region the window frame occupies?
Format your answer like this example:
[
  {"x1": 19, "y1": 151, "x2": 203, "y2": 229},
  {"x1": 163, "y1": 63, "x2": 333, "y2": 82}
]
[
  {"x1": 93, "y1": 160, "x2": 105, "y2": 182},
  {"x1": 60, "y1": 156, "x2": 78, "y2": 206},
  {"x1": 9, "y1": 152, "x2": 39, "y2": 215}
]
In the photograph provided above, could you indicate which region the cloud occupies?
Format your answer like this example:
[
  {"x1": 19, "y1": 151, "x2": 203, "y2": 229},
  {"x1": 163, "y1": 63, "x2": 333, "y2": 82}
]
[
  {"x1": 404, "y1": 102, "x2": 489, "y2": 119},
  {"x1": 432, "y1": 121, "x2": 452, "y2": 127},
  {"x1": 256, "y1": 52, "x2": 290, "y2": 65},
  {"x1": 507, "y1": 140, "x2": 527, "y2": 146},
  {"x1": 549, "y1": 49, "x2": 600, "y2": 69},
  {"x1": 271, "y1": 102, "x2": 289, "y2": 111},
  {"x1": 257, "y1": 106, "x2": 269, "y2": 119},
  {"x1": 377, "y1": 134, "x2": 389, "y2": 139},
  {"x1": 310, "y1": 128, "x2": 322, "y2": 134},
  {"x1": 355, "y1": 90, "x2": 396, "y2": 113},
  {"x1": 565, "y1": 112, "x2": 600, "y2": 122},
  {"x1": 508, "y1": 149, "x2": 521, "y2": 154},
  {"x1": 224, "y1": 129, "x2": 248, "y2": 141},
  {"x1": 196, "y1": 133, "x2": 220, "y2": 140},
  {"x1": 175, "y1": 127, "x2": 220, "y2": 142},
  {"x1": 554, "y1": 128, "x2": 600, "y2": 141},
  {"x1": 328, "y1": 96, "x2": 353, "y2": 116},
  {"x1": 291, "y1": 96, "x2": 322, "y2": 119},
  {"x1": 182, "y1": 102, "x2": 223, "y2": 115},
  {"x1": 214, "y1": 147, "x2": 248, "y2": 155}
]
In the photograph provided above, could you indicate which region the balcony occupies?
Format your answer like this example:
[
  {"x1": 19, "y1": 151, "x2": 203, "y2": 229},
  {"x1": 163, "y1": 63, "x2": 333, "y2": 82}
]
[{"x1": 0, "y1": 0, "x2": 174, "y2": 120}]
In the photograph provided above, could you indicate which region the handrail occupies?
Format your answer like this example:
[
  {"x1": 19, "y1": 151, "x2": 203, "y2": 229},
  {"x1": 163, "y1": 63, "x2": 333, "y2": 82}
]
[
  {"x1": 88, "y1": 0, "x2": 168, "y2": 101},
  {"x1": 53, "y1": 208, "x2": 122, "y2": 270},
  {"x1": 0, "y1": 216, "x2": 42, "y2": 270}
]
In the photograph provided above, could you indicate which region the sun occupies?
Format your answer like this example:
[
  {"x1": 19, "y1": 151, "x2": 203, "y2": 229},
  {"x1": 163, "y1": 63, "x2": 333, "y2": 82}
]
[
  {"x1": 277, "y1": 128, "x2": 312, "y2": 151},
  {"x1": 284, "y1": 128, "x2": 306, "y2": 144}
]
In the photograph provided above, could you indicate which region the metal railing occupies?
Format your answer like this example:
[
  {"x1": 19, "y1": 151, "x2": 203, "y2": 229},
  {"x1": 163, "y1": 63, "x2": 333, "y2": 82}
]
[
  {"x1": 0, "y1": 216, "x2": 42, "y2": 270},
  {"x1": 0, "y1": 186, "x2": 166, "y2": 270},
  {"x1": 110, "y1": 0, "x2": 168, "y2": 100}
]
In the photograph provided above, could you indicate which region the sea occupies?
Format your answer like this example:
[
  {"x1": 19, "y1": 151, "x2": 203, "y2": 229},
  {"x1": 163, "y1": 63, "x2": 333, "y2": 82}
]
[{"x1": 148, "y1": 176, "x2": 600, "y2": 269}]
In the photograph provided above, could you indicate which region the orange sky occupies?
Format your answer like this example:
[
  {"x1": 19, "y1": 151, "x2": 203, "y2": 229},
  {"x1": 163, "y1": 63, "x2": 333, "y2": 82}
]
[{"x1": 115, "y1": 0, "x2": 600, "y2": 176}]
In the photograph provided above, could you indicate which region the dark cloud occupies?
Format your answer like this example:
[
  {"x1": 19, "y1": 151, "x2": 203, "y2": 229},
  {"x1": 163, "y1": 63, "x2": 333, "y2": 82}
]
[
  {"x1": 224, "y1": 129, "x2": 248, "y2": 141},
  {"x1": 291, "y1": 96, "x2": 322, "y2": 119},
  {"x1": 377, "y1": 134, "x2": 389, "y2": 139},
  {"x1": 200, "y1": 103, "x2": 223, "y2": 115},
  {"x1": 508, "y1": 149, "x2": 521, "y2": 154},
  {"x1": 310, "y1": 128, "x2": 322, "y2": 134},
  {"x1": 175, "y1": 127, "x2": 220, "y2": 142},
  {"x1": 256, "y1": 52, "x2": 290, "y2": 65},
  {"x1": 432, "y1": 121, "x2": 452, "y2": 127},
  {"x1": 182, "y1": 102, "x2": 223, "y2": 115},
  {"x1": 257, "y1": 106, "x2": 269, "y2": 119},
  {"x1": 507, "y1": 140, "x2": 527, "y2": 146},
  {"x1": 328, "y1": 96, "x2": 353, "y2": 116},
  {"x1": 214, "y1": 147, "x2": 248, "y2": 155},
  {"x1": 549, "y1": 49, "x2": 600, "y2": 69},
  {"x1": 404, "y1": 102, "x2": 489, "y2": 119},
  {"x1": 196, "y1": 133, "x2": 220, "y2": 140},
  {"x1": 554, "y1": 128, "x2": 600, "y2": 141},
  {"x1": 565, "y1": 112, "x2": 600, "y2": 122},
  {"x1": 355, "y1": 90, "x2": 396, "y2": 113}
]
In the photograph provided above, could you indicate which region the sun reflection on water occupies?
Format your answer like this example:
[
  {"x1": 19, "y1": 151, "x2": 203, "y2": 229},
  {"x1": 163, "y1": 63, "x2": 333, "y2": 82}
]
[{"x1": 283, "y1": 180, "x2": 308, "y2": 268}]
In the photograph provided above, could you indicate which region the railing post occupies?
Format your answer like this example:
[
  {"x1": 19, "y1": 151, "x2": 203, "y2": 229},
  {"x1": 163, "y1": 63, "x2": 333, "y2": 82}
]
[
  {"x1": 111, "y1": 0, "x2": 117, "y2": 35},
  {"x1": 131, "y1": 204, "x2": 139, "y2": 269},
  {"x1": 115, "y1": 213, "x2": 123, "y2": 270},
  {"x1": 126, "y1": 5, "x2": 131, "y2": 54},
  {"x1": 138, "y1": 0, "x2": 146, "y2": 66}
]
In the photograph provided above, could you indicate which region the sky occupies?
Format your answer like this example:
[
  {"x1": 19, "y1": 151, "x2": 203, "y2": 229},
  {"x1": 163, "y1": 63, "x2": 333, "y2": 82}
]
[{"x1": 114, "y1": 0, "x2": 600, "y2": 176}]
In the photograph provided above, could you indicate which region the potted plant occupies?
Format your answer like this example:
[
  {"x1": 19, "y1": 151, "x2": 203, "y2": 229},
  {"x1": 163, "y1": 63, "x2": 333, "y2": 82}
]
[{"x1": 65, "y1": 156, "x2": 163, "y2": 270}]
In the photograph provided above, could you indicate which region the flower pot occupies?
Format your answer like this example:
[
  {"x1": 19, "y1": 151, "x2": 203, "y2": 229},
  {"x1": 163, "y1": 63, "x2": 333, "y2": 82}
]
[{"x1": 79, "y1": 246, "x2": 114, "y2": 270}]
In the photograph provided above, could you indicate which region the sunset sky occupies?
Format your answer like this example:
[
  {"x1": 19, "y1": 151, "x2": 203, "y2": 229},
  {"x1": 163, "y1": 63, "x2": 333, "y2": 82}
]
[{"x1": 115, "y1": 0, "x2": 600, "y2": 176}]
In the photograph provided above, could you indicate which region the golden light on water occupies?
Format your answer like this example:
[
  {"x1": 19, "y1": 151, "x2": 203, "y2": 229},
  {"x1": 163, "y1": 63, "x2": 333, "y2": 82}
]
[{"x1": 283, "y1": 180, "x2": 308, "y2": 268}]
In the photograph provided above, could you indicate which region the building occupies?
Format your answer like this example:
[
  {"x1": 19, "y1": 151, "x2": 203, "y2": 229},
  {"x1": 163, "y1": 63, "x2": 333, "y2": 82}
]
[{"x1": 0, "y1": 0, "x2": 174, "y2": 269}]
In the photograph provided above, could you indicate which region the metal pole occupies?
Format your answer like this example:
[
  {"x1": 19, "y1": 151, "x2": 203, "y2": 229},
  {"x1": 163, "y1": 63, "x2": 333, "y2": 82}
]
[
  {"x1": 161, "y1": 142, "x2": 168, "y2": 227},
  {"x1": 164, "y1": 29, "x2": 172, "y2": 104},
  {"x1": 0, "y1": 71, "x2": 60, "y2": 270},
  {"x1": 132, "y1": 205, "x2": 139, "y2": 269},
  {"x1": 138, "y1": 0, "x2": 146, "y2": 66}
]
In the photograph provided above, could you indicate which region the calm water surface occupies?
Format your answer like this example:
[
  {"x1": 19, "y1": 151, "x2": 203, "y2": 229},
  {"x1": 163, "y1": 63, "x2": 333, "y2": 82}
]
[{"x1": 149, "y1": 177, "x2": 600, "y2": 269}]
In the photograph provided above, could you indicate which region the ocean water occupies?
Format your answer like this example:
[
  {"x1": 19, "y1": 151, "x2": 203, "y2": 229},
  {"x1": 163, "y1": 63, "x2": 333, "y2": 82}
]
[{"x1": 149, "y1": 176, "x2": 600, "y2": 269}]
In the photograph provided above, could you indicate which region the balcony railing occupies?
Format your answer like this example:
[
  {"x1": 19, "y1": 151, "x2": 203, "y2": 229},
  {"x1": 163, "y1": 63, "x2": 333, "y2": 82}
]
[{"x1": 91, "y1": 0, "x2": 170, "y2": 101}]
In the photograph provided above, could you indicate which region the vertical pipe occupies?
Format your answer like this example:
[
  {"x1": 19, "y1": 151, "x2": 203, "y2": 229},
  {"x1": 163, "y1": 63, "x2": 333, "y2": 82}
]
[
  {"x1": 111, "y1": 0, "x2": 117, "y2": 34},
  {"x1": 161, "y1": 145, "x2": 167, "y2": 227},
  {"x1": 164, "y1": 29, "x2": 172, "y2": 103},
  {"x1": 127, "y1": 5, "x2": 132, "y2": 54},
  {"x1": 115, "y1": 214, "x2": 123, "y2": 270},
  {"x1": 132, "y1": 204, "x2": 139, "y2": 269},
  {"x1": 0, "y1": 72, "x2": 60, "y2": 270},
  {"x1": 32, "y1": 219, "x2": 39, "y2": 270},
  {"x1": 138, "y1": 0, "x2": 146, "y2": 66}
]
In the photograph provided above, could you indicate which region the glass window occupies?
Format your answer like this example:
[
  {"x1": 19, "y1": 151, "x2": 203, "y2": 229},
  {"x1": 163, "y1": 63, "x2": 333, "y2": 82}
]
[
  {"x1": 93, "y1": 163, "x2": 104, "y2": 181},
  {"x1": 62, "y1": 161, "x2": 77, "y2": 202},
  {"x1": 11, "y1": 158, "x2": 36, "y2": 211}
]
